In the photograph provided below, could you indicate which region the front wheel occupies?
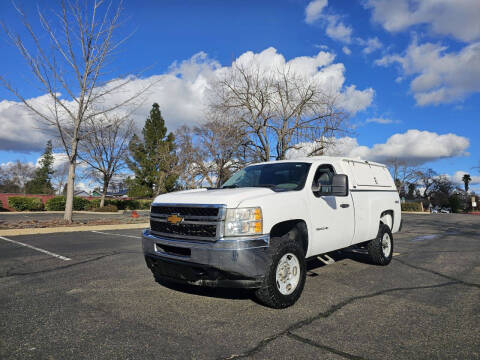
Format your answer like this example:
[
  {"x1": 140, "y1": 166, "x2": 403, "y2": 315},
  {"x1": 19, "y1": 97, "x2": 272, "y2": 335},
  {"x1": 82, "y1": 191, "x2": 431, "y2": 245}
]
[
  {"x1": 255, "y1": 236, "x2": 306, "y2": 308},
  {"x1": 367, "y1": 223, "x2": 393, "y2": 265}
]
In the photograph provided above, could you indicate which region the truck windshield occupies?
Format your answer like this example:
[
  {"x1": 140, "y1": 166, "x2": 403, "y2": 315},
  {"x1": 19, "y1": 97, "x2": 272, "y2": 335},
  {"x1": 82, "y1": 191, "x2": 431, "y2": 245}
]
[{"x1": 221, "y1": 162, "x2": 311, "y2": 191}]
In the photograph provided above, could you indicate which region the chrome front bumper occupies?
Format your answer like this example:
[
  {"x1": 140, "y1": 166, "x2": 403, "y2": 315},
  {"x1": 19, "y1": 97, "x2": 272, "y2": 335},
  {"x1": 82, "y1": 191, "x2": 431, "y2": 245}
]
[{"x1": 142, "y1": 229, "x2": 271, "y2": 288}]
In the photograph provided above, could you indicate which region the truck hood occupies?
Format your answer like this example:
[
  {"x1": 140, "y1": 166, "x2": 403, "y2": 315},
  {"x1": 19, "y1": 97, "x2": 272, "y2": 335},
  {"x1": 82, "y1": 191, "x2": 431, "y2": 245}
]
[{"x1": 152, "y1": 187, "x2": 275, "y2": 208}]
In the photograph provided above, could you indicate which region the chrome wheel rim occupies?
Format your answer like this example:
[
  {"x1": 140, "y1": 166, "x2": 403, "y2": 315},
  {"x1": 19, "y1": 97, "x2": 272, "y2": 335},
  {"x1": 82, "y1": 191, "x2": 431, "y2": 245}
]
[
  {"x1": 275, "y1": 253, "x2": 300, "y2": 295},
  {"x1": 382, "y1": 233, "x2": 392, "y2": 257}
]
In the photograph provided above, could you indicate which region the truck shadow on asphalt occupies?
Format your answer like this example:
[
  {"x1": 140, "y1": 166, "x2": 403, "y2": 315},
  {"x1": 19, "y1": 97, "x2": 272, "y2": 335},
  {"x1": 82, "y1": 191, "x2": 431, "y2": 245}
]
[
  {"x1": 152, "y1": 250, "x2": 372, "y2": 302},
  {"x1": 306, "y1": 249, "x2": 374, "y2": 275},
  {"x1": 154, "y1": 277, "x2": 254, "y2": 300}
]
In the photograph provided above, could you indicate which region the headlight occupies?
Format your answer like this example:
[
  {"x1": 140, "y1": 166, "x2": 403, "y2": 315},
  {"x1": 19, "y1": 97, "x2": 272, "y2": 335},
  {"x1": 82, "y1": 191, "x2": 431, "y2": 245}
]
[{"x1": 224, "y1": 207, "x2": 263, "y2": 236}]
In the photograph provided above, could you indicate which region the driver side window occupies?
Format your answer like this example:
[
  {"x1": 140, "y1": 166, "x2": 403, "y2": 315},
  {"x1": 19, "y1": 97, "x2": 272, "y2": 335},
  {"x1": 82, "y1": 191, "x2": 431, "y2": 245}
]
[{"x1": 312, "y1": 165, "x2": 335, "y2": 197}]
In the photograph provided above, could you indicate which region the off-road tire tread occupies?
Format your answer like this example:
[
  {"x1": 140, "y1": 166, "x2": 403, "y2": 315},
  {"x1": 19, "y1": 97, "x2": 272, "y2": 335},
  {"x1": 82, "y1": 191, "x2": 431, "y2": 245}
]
[
  {"x1": 255, "y1": 234, "x2": 306, "y2": 309},
  {"x1": 367, "y1": 223, "x2": 393, "y2": 265}
]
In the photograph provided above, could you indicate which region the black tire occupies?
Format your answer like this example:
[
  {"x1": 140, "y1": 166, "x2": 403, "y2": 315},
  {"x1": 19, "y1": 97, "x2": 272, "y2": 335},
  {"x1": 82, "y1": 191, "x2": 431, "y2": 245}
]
[
  {"x1": 367, "y1": 223, "x2": 393, "y2": 265},
  {"x1": 255, "y1": 235, "x2": 306, "y2": 309}
]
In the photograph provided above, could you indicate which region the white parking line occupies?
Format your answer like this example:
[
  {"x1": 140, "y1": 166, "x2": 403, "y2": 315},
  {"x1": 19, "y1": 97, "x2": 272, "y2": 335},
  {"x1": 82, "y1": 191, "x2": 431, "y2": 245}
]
[
  {"x1": 91, "y1": 231, "x2": 141, "y2": 239},
  {"x1": 0, "y1": 236, "x2": 71, "y2": 261}
]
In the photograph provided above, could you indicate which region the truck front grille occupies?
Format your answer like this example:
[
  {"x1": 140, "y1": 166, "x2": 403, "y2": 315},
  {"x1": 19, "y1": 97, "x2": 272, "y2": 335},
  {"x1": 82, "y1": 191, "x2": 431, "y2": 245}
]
[
  {"x1": 149, "y1": 204, "x2": 224, "y2": 241},
  {"x1": 151, "y1": 206, "x2": 219, "y2": 217},
  {"x1": 150, "y1": 221, "x2": 217, "y2": 238}
]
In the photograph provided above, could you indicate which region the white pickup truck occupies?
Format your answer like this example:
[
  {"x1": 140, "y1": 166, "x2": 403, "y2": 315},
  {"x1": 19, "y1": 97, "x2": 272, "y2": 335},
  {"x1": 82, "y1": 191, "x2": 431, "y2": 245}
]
[{"x1": 142, "y1": 156, "x2": 402, "y2": 308}]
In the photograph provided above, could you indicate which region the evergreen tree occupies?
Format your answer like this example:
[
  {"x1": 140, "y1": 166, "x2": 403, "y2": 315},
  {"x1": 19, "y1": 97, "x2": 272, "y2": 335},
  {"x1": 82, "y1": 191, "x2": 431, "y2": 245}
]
[
  {"x1": 26, "y1": 140, "x2": 55, "y2": 194},
  {"x1": 407, "y1": 183, "x2": 416, "y2": 199},
  {"x1": 126, "y1": 103, "x2": 177, "y2": 197}
]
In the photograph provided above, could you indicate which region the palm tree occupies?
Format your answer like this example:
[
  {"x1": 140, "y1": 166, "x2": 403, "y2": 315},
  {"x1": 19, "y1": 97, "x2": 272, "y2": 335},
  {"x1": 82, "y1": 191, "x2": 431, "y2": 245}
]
[{"x1": 462, "y1": 174, "x2": 472, "y2": 192}]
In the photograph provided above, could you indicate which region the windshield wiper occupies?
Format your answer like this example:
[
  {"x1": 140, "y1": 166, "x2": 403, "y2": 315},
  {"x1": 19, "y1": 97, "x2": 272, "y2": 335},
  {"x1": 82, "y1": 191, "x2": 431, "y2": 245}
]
[
  {"x1": 253, "y1": 184, "x2": 294, "y2": 192},
  {"x1": 255, "y1": 183, "x2": 276, "y2": 189},
  {"x1": 221, "y1": 184, "x2": 239, "y2": 189}
]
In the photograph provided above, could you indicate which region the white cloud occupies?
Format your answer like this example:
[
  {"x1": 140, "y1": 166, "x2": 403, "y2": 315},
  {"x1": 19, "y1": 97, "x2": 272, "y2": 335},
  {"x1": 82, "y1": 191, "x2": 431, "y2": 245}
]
[
  {"x1": 449, "y1": 171, "x2": 480, "y2": 186},
  {"x1": 0, "y1": 47, "x2": 373, "y2": 152},
  {"x1": 304, "y1": 0, "x2": 352, "y2": 43},
  {"x1": 365, "y1": 0, "x2": 480, "y2": 43},
  {"x1": 376, "y1": 39, "x2": 480, "y2": 105},
  {"x1": 314, "y1": 44, "x2": 330, "y2": 50},
  {"x1": 366, "y1": 117, "x2": 400, "y2": 124},
  {"x1": 337, "y1": 85, "x2": 374, "y2": 115},
  {"x1": 0, "y1": 96, "x2": 58, "y2": 152},
  {"x1": 229, "y1": 48, "x2": 373, "y2": 114},
  {"x1": 305, "y1": 0, "x2": 328, "y2": 24},
  {"x1": 305, "y1": 0, "x2": 388, "y2": 52},
  {"x1": 0, "y1": 160, "x2": 35, "y2": 171},
  {"x1": 287, "y1": 129, "x2": 470, "y2": 166},
  {"x1": 325, "y1": 16, "x2": 352, "y2": 44},
  {"x1": 359, "y1": 37, "x2": 383, "y2": 54},
  {"x1": 34, "y1": 152, "x2": 70, "y2": 170},
  {"x1": 75, "y1": 181, "x2": 94, "y2": 194}
]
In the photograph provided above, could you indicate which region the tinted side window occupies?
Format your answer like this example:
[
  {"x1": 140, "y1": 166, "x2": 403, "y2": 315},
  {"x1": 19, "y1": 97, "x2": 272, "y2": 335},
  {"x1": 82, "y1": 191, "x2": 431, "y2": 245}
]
[{"x1": 312, "y1": 165, "x2": 336, "y2": 196}]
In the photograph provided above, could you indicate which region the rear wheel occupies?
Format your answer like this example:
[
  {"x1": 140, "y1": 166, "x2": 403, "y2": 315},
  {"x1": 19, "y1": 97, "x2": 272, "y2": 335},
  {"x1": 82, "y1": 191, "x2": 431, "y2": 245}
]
[
  {"x1": 367, "y1": 223, "x2": 393, "y2": 265},
  {"x1": 255, "y1": 235, "x2": 306, "y2": 308}
]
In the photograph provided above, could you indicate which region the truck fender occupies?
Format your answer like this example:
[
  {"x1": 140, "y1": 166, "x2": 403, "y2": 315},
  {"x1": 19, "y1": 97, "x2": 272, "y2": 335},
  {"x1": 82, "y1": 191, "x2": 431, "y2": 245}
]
[
  {"x1": 270, "y1": 219, "x2": 308, "y2": 256},
  {"x1": 380, "y1": 210, "x2": 394, "y2": 230}
]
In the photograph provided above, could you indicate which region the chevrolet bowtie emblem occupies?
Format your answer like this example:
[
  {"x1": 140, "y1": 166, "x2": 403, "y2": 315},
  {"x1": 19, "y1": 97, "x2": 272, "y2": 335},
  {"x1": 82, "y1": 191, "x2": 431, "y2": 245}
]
[{"x1": 167, "y1": 214, "x2": 184, "y2": 225}]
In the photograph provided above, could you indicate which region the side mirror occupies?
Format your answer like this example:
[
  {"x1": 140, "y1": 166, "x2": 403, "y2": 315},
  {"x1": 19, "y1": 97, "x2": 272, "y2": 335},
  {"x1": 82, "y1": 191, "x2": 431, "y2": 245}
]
[{"x1": 331, "y1": 174, "x2": 349, "y2": 196}]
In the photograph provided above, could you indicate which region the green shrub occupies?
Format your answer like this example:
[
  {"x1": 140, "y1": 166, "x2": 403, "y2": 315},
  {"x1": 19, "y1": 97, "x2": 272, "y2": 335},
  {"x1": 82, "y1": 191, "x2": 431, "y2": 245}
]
[
  {"x1": 45, "y1": 196, "x2": 66, "y2": 211},
  {"x1": 46, "y1": 196, "x2": 91, "y2": 211},
  {"x1": 73, "y1": 197, "x2": 90, "y2": 211},
  {"x1": 105, "y1": 199, "x2": 121, "y2": 209},
  {"x1": 448, "y1": 194, "x2": 461, "y2": 213},
  {"x1": 99, "y1": 199, "x2": 135, "y2": 210},
  {"x1": 113, "y1": 199, "x2": 152, "y2": 210},
  {"x1": 8, "y1": 196, "x2": 44, "y2": 211},
  {"x1": 92, "y1": 204, "x2": 118, "y2": 212},
  {"x1": 87, "y1": 198, "x2": 101, "y2": 209},
  {"x1": 85, "y1": 198, "x2": 152, "y2": 210},
  {"x1": 401, "y1": 202, "x2": 423, "y2": 212},
  {"x1": 138, "y1": 199, "x2": 152, "y2": 209},
  {"x1": 125, "y1": 200, "x2": 140, "y2": 210}
]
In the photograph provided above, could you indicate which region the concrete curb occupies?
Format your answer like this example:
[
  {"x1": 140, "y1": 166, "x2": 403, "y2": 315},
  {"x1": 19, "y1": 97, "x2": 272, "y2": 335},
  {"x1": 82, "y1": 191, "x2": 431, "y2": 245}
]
[
  {"x1": 401, "y1": 211, "x2": 430, "y2": 214},
  {"x1": 0, "y1": 223, "x2": 149, "y2": 237}
]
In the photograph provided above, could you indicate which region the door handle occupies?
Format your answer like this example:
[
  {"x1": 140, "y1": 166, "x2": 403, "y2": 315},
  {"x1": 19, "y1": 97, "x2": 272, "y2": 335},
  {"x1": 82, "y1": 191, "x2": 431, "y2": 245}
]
[{"x1": 340, "y1": 204, "x2": 350, "y2": 208}]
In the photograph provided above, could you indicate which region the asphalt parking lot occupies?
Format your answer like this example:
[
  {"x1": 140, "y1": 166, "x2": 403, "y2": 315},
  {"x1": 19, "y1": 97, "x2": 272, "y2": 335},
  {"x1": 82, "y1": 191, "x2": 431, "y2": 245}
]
[{"x1": 0, "y1": 214, "x2": 479, "y2": 359}]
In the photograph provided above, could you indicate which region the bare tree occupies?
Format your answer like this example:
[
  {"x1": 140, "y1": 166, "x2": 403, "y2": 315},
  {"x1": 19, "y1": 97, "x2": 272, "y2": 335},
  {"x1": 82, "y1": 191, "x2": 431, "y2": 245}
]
[
  {"x1": 79, "y1": 115, "x2": 133, "y2": 207},
  {"x1": 175, "y1": 126, "x2": 204, "y2": 189},
  {"x1": 416, "y1": 168, "x2": 438, "y2": 201},
  {"x1": 1, "y1": 0, "x2": 151, "y2": 222},
  {"x1": 209, "y1": 62, "x2": 348, "y2": 161},
  {"x1": 51, "y1": 160, "x2": 70, "y2": 195},
  {"x1": 385, "y1": 158, "x2": 419, "y2": 194},
  {"x1": 176, "y1": 117, "x2": 249, "y2": 189},
  {"x1": 197, "y1": 118, "x2": 250, "y2": 187},
  {"x1": 0, "y1": 161, "x2": 35, "y2": 194}
]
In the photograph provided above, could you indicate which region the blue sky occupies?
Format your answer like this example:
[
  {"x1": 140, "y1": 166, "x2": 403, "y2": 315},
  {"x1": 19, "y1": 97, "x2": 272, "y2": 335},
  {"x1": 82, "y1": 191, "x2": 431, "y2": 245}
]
[{"x1": 0, "y1": 0, "x2": 479, "y2": 190}]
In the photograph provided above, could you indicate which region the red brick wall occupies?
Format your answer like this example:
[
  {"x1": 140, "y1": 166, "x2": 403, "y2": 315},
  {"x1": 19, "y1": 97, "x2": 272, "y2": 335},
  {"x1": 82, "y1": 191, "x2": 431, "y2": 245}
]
[
  {"x1": 0, "y1": 194, "x2": 134, "y2": 211},
  {"x1": 0, "y1": 193, "x2": 56, "y2": 211}
]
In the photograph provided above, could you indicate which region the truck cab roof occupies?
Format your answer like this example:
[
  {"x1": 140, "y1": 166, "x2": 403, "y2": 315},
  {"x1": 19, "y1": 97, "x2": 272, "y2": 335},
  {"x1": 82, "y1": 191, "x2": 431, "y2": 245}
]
[{"x1": 248, "y1": 156, "x2": 395, "y2": 190}]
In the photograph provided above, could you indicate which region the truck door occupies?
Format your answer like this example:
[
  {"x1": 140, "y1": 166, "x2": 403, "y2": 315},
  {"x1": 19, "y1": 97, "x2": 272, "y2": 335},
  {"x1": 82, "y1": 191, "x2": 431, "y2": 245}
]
[{"x1": 308, "y1": 164, "x2": 355, "y2": 255}]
